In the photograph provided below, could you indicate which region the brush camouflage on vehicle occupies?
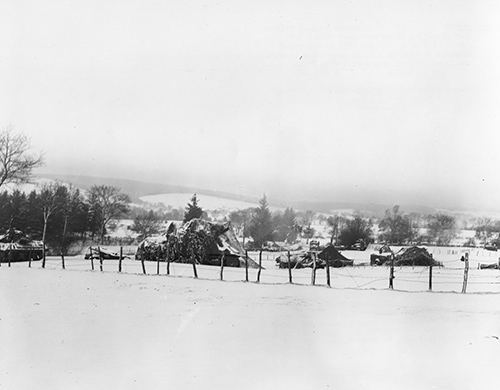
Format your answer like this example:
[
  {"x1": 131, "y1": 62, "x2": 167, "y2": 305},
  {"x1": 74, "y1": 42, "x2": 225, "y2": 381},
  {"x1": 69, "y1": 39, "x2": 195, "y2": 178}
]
[{"x1": 0, "y1": 228, "x2": 43, "y2": 263}]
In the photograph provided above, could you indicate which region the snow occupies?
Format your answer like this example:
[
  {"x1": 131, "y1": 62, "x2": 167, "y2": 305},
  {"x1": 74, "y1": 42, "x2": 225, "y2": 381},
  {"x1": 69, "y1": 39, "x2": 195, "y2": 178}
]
[
  {"x1": 2, "y1": 259, "x2": 500, "y2": 389},
  {"x1": 140, "y1": 193, "x2": 259, "y2": 211},
  {"x1": 108, "y1": 219, "x2": 137, "y2": 239}
]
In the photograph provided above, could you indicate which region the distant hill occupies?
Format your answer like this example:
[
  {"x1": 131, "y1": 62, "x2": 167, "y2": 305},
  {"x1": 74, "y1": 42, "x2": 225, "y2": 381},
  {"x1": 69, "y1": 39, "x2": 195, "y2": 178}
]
[
  {"x1": 39, "y1": 174, "x2": 437, "y2": 216},
  {"x1": 289, "y1": 200, "x2": 437, "y2": 217},
  {"x1": 39, "y1": 174, "x2": 261, "y2": 205},
  {"x1": 140, "y1": 193, "x2": 261, "y2": 211}
]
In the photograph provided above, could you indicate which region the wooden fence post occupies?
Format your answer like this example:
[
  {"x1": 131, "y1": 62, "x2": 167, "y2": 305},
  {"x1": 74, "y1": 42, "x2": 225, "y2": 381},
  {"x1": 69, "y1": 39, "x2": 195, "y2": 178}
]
[
  {"x1": 156, "y1": 254, "x2": 160, "y2": 275},
  {"x1": 245, "y1": 250, "x2": 249, "y2": 282},
  {"x1": 389, "y1": 254, "x2": 394, "y2": 289},
  {"x1": 311, "y1": 252, "x2": 317, "y2": 286},
  {"x1": 28, "y1": 250, "x2": 32, "y2": 268},
  {"x1": 8, "y1": 242, "x2": 12, "y2": 267},
  {"x1": 118, "y1": 246, "x2": 123, "y2": 273},
  {"x1": 141, "y1": 255, "x2": 146, "y2": 275},
  {"x1": 61, "y1": 251, "x2": 65, "y2": 270},
  {"x1": 428, "y1": 265, "x2": 433, "y2": 291},
  {"x1": 98, "y1": 246, "x2": 103, "y2": 272},
  {"x1": 192, "y1": 255, "x2": 198, "y2": 278},
  {"x1": 220, "y1": 253, "x2": 225, "y2": 281},
  {"x1": 462, "y1": 252, "x2": 469, "y2": 294},
  {"x1": 90, "y1": 247, "x2": 95, "y2": 271},
  {"x1": 42, "y1": 241, "x2": 46, "y2": 268},
  {"x1": 326, "y1": 259, "x2": 331, "y2": 287},
  {"x1": 287, "y1": 250, "x2": 293, "y2": 284},
  {"x1": 257, "y1": 250, "x2": 262, "y2": 282},
  {"x1": 166, "y1": 246, "x2": 170, "y2": 276}
]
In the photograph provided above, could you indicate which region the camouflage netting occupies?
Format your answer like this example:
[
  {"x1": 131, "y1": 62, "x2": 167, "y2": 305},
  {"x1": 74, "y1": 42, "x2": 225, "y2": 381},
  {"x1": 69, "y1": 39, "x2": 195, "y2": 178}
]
[
  {"x1": 135, "y1": 235, "x2": 167, "y2": 261},
  {"x1": 135, "y1": 219, "x2": 259, "y2": 268},
  {"x1": 395, "y1": 246, "x2": 441, "y2": 266},
  {"x1": 275, "y1": 245, "x2": 353, "y2": 269},
  {"x1": 84, "y1": 247, "x2": 122, "y2": 260},
  {"x1": 318, "y1": 245, "x2": 353, "y2": 267},
  {"x1": 0, "y1": 228, "x2": 44, "y2": 263},
  {"x1": 275, "y1": 253, "x2": 311, "y2": 269},
  {"x1": 370, "y1": 245, "x2": 393, "y2": 266},
  {"x1": 0, "y1": 228, "x2": 34, "y2": 244},
  {"x1": 135, "y1": 221, "x2": 179, "y2": 262},
  {"x1": 178, "y1": 227, "x2": 217, "y2": 265}
]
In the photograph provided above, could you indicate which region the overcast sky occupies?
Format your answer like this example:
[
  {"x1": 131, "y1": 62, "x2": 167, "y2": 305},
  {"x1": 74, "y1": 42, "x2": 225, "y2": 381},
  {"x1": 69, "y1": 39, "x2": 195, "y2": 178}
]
[{"x1": 1, "y1": 0, "x2": 500, "y2": 211}]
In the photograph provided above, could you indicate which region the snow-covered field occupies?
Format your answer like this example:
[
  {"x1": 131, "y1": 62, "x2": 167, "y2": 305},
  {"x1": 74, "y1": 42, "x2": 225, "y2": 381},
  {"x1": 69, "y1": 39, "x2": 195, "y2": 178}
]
[
  {"x1": 31, "y1": 244, "x2": 500, "y2": 293},
  {"x1": 140, "y1": 192, "x2": 259, "y2": 211},
  {"x1": 1, "y1": 261, "x2": 500, "y2": 390},
  {"x1": 108, "y1": 219, "x2": 137, "y2": 240}
]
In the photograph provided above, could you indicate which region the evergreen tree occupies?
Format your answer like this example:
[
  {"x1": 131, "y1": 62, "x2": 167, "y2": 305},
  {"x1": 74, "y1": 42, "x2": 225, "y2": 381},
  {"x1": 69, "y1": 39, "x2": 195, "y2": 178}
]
[
  {"x1": 8, "y1": 190, "x2": 29, "y2": 230},
  {"x1": 183, "y1": 194, "x2": 203, "y2": 222},
  {"x1": 0, "y1": 191, "x2": 11, "y2": 231},
  {"x1": 248, "y1": 195, "x2": 274, "y2": 248},
  {"x1": 57, "y1": 185, "x2": 86, "y2": 253},
  {"x1": 25, "y1": 190, "x2": 43, "y2": 237},
  {"x1": 0, "y1": 185, "x2": 94, "y2": 249}
]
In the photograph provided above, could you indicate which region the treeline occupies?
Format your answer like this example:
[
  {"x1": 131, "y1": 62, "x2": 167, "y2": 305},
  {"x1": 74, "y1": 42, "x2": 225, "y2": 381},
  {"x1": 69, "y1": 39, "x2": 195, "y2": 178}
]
[
  {"x1": 2, "y1": 128, "x2": 499, "y2": 251},
  {"x1": 229, "y1": 201, "x2": 493, "y2": 249},
  {"x1": 0, "y1": 184, "x2": 129, "y2": 252},
  {"x1": 227, "y1": 197, "x2": 313, "y2": 249},
  {"x1": 326, "y1": 207, "x2": 464, "y2": 247},
  {"x1": 327, "y1": 206, "x2": 500, "y2": 248},
  {"x1": 129, "y1": 195, "x2": 317, "y2": 249},
  {"x1": 3, "y1": 184, "x2": 486, "y2": 251},
  {"x1": 352, "y1": 205, "x2": 461, "y2": 247},
  {"x1": 143, "y1": 195, "x2": 475, "y2": 249}
]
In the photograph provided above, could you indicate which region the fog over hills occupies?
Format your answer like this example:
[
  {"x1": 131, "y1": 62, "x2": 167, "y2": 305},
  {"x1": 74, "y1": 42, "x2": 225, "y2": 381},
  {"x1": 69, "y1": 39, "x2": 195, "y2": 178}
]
[
  {"x1": 2, "y1": 0, "x2": 496, "y2": 216},
  {"x1": 38, "y1": 173, "x2": 439, "y2": 217},
  {"x1": 41, "y1": 174, "x2": 260, "y2": 205},
  {"x1": 3, "y1": 0, "x2": 500, "y2": 218}
]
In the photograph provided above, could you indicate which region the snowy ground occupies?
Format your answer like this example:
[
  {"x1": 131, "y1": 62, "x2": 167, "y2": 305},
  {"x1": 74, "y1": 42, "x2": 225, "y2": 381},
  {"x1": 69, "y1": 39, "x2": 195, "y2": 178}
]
[
  {"x1": 1, "y1": 258, "x2": 500, "y2": 390},
  {"x1": 140, "y1": 192, "x2": 259, "y2": 211},
  {"x1": 31, "y1": 245, "x2": 500, "y2": 293}
]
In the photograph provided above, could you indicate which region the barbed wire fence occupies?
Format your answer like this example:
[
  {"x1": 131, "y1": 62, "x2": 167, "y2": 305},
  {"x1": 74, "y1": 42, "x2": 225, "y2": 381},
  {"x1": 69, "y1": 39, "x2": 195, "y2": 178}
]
[{"x1": 2, "y1": 247, "x2": 500, "y2": 294}]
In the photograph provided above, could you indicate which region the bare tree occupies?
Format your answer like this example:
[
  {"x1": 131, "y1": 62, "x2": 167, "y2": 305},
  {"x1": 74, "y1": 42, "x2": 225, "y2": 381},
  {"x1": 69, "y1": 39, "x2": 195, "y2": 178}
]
[
  {"x1": 228, "y1": 208, "x2": 253, "y2": 245},
  {"x1": 327, "y1": 215, "x2": 347, "y2": 244},
  {"x1": 378, "y1": 205, "x2": 415, "y2": 245},
  {"x1": 0, "y1": 127, "x2": 43, "y2": 190},
  {"x1": 39, "y1": 183, "x2": 62, "y2": 268},
  {"x1": 427, "y1": 213, "x2": 457, "y2": 246},
  {"x1": 131, "y1": 210, "x2": 163, "y2": 241},
  {"x1": 87, "y1": 185, "x2": 130, "y2": 243},
  {"x1": 338, "y1": 216, "x2": 372, "y2": 248}
]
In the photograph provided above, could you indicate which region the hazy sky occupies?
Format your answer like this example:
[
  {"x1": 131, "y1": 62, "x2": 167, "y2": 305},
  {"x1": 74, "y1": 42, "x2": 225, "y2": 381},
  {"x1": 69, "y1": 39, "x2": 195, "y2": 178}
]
[{"x1": 1, "y1": 0, "x2": 500, "y2": 210}]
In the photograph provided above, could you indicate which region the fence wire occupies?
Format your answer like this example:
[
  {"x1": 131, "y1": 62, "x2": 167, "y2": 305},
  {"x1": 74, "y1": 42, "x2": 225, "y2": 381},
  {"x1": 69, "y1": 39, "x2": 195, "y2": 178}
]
[{"x1": 2, "y1": 250, "x2": 500, "y2": 294}]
